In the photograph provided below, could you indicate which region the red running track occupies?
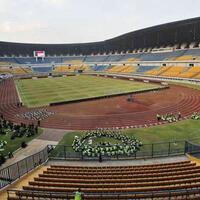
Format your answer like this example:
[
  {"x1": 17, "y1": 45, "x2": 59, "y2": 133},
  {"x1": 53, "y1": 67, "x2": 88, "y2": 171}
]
[{"x1": 1, "y1": 79, "x2": 200, "y2": 130}]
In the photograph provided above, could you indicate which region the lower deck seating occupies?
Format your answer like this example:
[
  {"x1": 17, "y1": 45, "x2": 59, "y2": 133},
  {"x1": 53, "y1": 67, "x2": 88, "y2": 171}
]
[
  {"x1": 159, "y1": 66, "x2": 189, "y2": 77},
  {"x1": 146, "y1": 66, "x2": 171, "y2": 76},
  {"x1": 12, "y1": 67, "x2": 32, "y2": 74},
  {"x1": 107, "y1": 65, "x2": 137, "y2": 73},
  {"x1": 0, "y1": 67, "x2": 12, "y2": 74},
  {"x1": 90, "y1": 65, "x2": 111, "y2": 71},
  {"x1": 0, "y1": 67, "x2": 32, "y2": 74},
  {"x1": 54, "y1": 65, "x2": 89, "y2": 73},
  {"x1": 178, "y1": 66, "x2": 200, "y2": 78},
  {"x1": 7, "y1": 161, "x2": 200, "y2": 199},
  {"x1": 53, "y1": 66, "x2": 68, "y2": 72},
  {"x1": 136, "y1": 66, "x2": 157, "y2": 73},
  {"x1": 32, "y1": 66, "x2": 52, "y2": 73}
]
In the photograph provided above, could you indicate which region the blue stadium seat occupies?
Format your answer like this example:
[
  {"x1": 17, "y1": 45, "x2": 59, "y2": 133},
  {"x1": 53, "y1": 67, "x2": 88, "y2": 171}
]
[{"x1": 32, "y1": 66, "x2": 52, "y2": 73}]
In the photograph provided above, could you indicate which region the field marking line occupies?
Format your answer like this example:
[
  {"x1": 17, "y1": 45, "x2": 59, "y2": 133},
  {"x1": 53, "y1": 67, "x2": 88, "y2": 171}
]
[{"x1": 15, "y1": 80, "x2": 23, "y2": 103}]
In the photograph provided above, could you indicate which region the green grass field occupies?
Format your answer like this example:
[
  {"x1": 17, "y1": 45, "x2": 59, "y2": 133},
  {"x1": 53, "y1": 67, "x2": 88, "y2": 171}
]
[
  {"x1": 59, "y1": 119, "x2": 200, "y2": 146},
  {"x1": 0, "y1": 129, "x2": 42, "y2": 156},
  {"x1": 15, "y1": 75, "x2": 159, "y2": 107},
  {"x1": 55, "y1": 119, "x2": 200, "y2": 153}
]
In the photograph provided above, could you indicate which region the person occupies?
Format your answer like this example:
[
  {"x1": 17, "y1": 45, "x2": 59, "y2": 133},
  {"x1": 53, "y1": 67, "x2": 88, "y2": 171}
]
[
  {"x1": 130, "y1": 94, "x2": 134, "y2": 102},
  {"x1": 99, "y1": 153, "x2": 102, "y2": 163},
  {"x1": 37, "y1": 120, "x2": 41, "y2": 126},
  {"x1": 74, "y1": 188, "x2": 82, "y2": 200},
  {"x1": 178, "y1": 112, "x2": 181, "y2": 120},
  {"x1": 156, "y1": 114, "x2": 161, "y2": 121}
]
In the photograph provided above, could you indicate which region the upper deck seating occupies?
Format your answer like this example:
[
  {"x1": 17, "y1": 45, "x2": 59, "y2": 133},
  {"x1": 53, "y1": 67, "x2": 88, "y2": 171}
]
[
  {"x1": 1, "y1": 48, "x2": 200, "y2": 65},
  {"x1": 140, "y1": 50, "x2": 185, "y2": 61},
  {"x1": 85, "y1": 55, "x2": 109, "y2": 62},
  {"x1": 102, "y1": 54, "x2": 122, "y2": 62}
]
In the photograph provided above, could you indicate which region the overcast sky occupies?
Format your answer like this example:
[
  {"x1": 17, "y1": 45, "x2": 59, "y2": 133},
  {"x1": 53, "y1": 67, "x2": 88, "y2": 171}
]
[{"x1": 0, "y1": 0, "x2": 200, "y2": 44}]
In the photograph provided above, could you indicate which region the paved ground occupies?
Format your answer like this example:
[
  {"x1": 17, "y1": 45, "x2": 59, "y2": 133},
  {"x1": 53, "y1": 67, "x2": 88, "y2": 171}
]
[
  {"x1": 0, "y1": 139, "x2": 57, "y2": 169},
  {"x1": 47, "y1": 155, "x2": 189, "y2": 167},
  {"x1": 37, "y1": 128, "x2": 70, "y2": 141},
  {"x1": 0, "y1": 128, "x2": 69, "y2": 169}
]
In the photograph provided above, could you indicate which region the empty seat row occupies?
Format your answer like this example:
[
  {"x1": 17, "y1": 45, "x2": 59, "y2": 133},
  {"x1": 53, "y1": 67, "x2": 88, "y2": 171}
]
[{"x1": 7, "y1": 161, "x2": 200, "y2": 200}]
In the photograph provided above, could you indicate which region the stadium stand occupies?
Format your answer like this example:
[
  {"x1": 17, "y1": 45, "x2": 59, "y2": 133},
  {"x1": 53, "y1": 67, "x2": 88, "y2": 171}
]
[
  {"x1": 32, "y1": 66, "x2": 52, "y2": 73},
  {"x1": 85, "y1": 55, "x2": 109, "y2": 62},
  {"x1": 7, "y1": 160, "x2": 200, "y2": 199},
  {"x1": 1, "y1": 48, "x2": 200, "y2": 66},
  {"x1": 177, "y1": 66, "x2": 200, "y2": 78},
  {"x1": 107, "y1": 65, "x2": 137, "y2": 73},
  {"x1": 159, "y1": 66, "x2": 189, "y2": 77},
  {"x1": 192, "y1": 70, "x2": 200, "y2": 79},
  {"x1": 0, "y1": 67, "x2": 32, "y2": 74},
  {"x1": 12, "y1": 67, "x2": 32, "y2": 74},
  {"x1": 175, "y1": 55, "x2": 195, "y2": 61},
  {"x1": 90, "y1": 65, "x2": 111, "y2": 72},
  {"x1": 145, "y1": 66, "x2": 172, "y2": 76},
  {"x1": 136, "y1": 66, "x2": 157, "y2": 73},
  {"x1": 53, "y1": 66, "x2": 69, "y2": 73},
  {"x1": 105, "y1": 54, "x2": 124, "y2": 62},
  {"x1": 120, "y1": 65, "x2": 137, "y2": 73},
  {"x1": 54, "y1": 66, "x2": 75, "y2": 72}
]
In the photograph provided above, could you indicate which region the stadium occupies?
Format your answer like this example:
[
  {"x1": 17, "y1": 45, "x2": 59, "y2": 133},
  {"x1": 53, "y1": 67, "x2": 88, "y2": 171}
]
[{"x1": 1, "y1": 1, "x2": 200, "y2": 199}]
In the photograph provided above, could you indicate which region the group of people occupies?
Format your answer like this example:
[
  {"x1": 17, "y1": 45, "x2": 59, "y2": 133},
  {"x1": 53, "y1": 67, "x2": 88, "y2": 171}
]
[
  {"x1": 191, "y1": 112, "x2": 200, "y2": 120},
  {"x1": 156, "y1": 112, "x2": 181, "y2": 123},
  {"x1": 72, "y1": 128, "x2": 142, "y2": 160},
  {"x1": 0, "y1": 114, "x2": 38, "y2": 139},
  {"x1": 16, "y1": 109, "x2": 55, "y2": 121},
  {"x1": 16, "y1": 102, "x2": 23, "y2": 107}
]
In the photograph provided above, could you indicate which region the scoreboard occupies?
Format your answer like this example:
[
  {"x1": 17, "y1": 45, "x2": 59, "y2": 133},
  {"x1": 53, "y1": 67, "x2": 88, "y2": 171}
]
[{"x1": 33, "y1": 51, "x2": 45, "y2": 58}]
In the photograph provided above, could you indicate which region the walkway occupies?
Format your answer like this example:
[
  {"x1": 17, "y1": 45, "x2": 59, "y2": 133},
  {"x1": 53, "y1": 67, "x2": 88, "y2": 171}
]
[
  {"x1": 0, "y1": 128, "x2": 69, "y2": 169},
  {"x1": 47, "y1": 155, "x2": 189, "y2": 167}
]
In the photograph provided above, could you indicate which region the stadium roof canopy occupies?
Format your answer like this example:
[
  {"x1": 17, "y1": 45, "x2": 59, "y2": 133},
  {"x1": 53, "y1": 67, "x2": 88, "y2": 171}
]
[{"x1": 1, "y1": 17, "x2": 200, "y2": 56}]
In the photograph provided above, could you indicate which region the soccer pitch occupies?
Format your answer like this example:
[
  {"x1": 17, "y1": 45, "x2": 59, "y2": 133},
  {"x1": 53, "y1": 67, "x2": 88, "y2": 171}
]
[{"x1": 15, "y1": 75, "x2": 160, "y2": 107}]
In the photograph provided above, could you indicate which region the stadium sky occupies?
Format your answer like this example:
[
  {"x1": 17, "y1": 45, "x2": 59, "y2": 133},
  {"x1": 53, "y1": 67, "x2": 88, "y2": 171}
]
[{"x1": 0, "y1": 0, "x2": 200, "y2": 44}]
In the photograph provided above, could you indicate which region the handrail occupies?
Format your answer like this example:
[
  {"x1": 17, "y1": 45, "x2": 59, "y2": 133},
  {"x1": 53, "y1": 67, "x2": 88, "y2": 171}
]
[
  {"x1": 1, "y1": 141, "x2": 200, "y2": 191},
  {"x1": 0, "y1": 146, "x2": 48, "y2": 189},
  {"x1": 7, "y1": 187, "x2": 200, "y2": 199}
]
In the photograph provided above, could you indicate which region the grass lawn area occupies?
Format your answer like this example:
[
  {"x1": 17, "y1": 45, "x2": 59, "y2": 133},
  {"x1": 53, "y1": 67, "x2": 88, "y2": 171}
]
[
  {"x1": 0, "y1": 129, "x2": 42, "y2": 156},
  {"x1": 54, "y1": 119, "x2": 200, "y2": 154},
  {"x1": 15, "y1": 75, "x2": 160, "y2": 107}
]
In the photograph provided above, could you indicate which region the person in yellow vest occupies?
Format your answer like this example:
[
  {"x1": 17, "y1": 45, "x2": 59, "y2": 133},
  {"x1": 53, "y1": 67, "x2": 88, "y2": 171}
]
[{"x1": 75, "y1": 188, "x2": 82, "y2": 200}]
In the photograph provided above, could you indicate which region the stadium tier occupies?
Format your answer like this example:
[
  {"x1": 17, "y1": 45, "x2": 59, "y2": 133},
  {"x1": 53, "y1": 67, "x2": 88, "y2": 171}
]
[
  {"x1": 6, "y1": 160, "x2": 200, "y2": 199},
  {"x1": 2, "y1": 47, "x2": 200, "y2": 79},
  {"x1": 32, "y1": 66, "x2": 53, "y2": 73},
  {"x1": 1, "y1": 48, "x2": 200, "y2": 64},
  {"x1": 158, "y1": 66, "x2": 190, "y2": 77},
  {"x1": 90, "y1": 65, "x2": 111, "y2": 71},
  {"x1": 136, "y1": 66, "x2": 157, "y2": 73}
]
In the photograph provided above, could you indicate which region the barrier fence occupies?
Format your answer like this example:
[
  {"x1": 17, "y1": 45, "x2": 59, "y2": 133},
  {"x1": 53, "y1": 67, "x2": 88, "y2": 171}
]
[
  {"x1": 7, "y1": 188, "x2": 200, "y2": 200},
  {"x1": 1, "y1": 140, "x2": 200, "y2": 193},
  {"x1": 0, "y1": 147, "x2": 48, "y2": 189},
  {"x1": 48, "y1": 140, "x2": 187, "y2": 161}
]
